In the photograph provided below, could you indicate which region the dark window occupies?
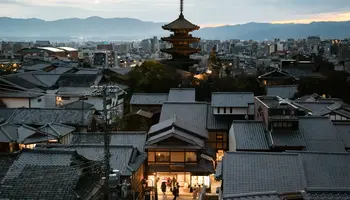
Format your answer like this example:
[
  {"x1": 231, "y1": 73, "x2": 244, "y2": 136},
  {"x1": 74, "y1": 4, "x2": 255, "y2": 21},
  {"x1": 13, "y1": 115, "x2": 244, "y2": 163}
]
[
  {"x1": 217, "y1": 108, "x2": 220, "y2": 114},
  {"x1": 230, "y1": 108, "x2": 233, "y2": 113},
  {"x1": 224, "y1": 108, "x2": 226, "y2": 114},
  {"x1": 37, "y1": 99, "x2": 42, "y2": 103}
]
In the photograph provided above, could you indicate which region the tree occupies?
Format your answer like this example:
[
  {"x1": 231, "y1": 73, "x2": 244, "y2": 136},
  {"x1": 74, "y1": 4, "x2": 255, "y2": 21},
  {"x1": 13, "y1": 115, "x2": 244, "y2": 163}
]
[
  {"x1": 127, "y1": 61, "x2": 182, "y2": 93},
  {"x1": 208, "y1": 48, "x2": 222, "y2": 78}
]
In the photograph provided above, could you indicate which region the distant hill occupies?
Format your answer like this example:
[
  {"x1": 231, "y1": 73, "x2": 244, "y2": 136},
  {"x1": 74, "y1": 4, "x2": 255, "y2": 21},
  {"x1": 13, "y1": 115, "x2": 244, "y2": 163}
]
[{"x1": 0, "y1": 17, "x2": 350, "y2": 41}]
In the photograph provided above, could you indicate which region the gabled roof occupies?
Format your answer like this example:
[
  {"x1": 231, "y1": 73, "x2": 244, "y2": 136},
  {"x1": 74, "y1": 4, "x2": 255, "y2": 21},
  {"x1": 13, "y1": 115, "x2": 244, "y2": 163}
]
[
  {"x1": 160, "y1": 102, "x2": 208, "y2": 129},
  {"x1": 39, "y1": 123, "x2": 76, "y2": 138},
  {"x1": 162, "y1": 14, "x2": 200, "y2": 31},
  {"x1": 146, "y1": 127, "x2": 205, "y2": 149},
  {"x1": 168, "y1": 88, "x2": 196, "y2": 102},
  {"x1": 268, "y1": 130, "x2": 306, "y2": 148},
  {"x1": 211, "y1": 92, "x2": 254, "y2": 108},
  {"x1": 149, "y1": 115, "x2": 208, "y2": 139},
  {"x1": 130, "y1": 93, "x2": 169, "y2": 105}
]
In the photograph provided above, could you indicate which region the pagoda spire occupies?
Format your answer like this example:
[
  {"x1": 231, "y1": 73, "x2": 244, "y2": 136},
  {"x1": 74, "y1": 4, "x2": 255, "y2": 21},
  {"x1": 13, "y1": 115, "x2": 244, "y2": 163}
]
[{"x1": 180, "y1": 0, "x2": 184, "y2": 16}]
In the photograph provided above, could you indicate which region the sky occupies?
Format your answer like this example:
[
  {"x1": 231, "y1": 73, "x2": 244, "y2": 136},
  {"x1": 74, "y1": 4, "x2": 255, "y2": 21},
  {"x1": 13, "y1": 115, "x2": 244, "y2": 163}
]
[{"x1": 1, "y1": 0, "x2": 350, "y2": 27}]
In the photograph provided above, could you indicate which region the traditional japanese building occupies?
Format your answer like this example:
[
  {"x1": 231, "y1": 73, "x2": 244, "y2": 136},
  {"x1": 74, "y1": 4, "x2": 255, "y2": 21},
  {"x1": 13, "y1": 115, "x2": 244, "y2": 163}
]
[{"x1": 161, "y1": 0, "x2": 201, "y2": 71}]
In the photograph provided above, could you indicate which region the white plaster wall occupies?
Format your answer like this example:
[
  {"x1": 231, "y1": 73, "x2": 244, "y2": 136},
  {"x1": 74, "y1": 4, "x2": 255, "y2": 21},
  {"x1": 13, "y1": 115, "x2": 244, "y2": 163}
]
[
  {"x1": 213, "y1": 107, "x2": 248, "y2": 115},
  {"x1": 1, "y1": 98, "x2": 29, "y2": 108},
  {"x1": 228, "y1": 124, "x2": 236, "y2": 152}
]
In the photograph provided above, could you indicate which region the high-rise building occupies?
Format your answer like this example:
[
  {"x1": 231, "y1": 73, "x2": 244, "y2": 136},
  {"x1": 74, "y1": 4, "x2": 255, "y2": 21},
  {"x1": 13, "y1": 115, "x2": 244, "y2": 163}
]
[{"x1": 161, "y1": 0, "x2": 201, "y2": 71}]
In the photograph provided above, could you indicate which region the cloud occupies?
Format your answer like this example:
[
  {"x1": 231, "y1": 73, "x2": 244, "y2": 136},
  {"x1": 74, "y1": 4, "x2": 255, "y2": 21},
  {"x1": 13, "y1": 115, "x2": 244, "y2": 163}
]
[{"x1": 0, "y1": 0, "x2": 350, "y2": 24}]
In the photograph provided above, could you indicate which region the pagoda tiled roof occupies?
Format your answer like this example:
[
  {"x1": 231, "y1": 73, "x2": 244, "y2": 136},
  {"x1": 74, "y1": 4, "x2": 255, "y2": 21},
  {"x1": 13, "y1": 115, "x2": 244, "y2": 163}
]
[{"x1": 162, "y1": 14, "x2": 200, "y2": 30}]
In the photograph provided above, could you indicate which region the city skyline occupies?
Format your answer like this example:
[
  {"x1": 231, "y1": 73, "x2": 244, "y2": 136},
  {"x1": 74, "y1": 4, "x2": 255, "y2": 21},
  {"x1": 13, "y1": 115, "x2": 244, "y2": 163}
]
[{"x1": 1, "y1": 0, "x2": 350, "y2": 27}]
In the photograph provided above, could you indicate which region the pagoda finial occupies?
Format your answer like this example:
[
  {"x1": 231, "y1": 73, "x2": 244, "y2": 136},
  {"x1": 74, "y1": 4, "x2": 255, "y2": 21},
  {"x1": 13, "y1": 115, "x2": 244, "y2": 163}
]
[{"x1": 180, "y1": 0, "x2": 184, "y2": 15}]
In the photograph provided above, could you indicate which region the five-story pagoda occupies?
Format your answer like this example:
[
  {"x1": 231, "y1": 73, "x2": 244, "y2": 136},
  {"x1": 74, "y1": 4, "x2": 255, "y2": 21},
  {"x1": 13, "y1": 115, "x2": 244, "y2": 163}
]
[{"x1": 161, "y1": 0, "x2": 201, "y2": 71}]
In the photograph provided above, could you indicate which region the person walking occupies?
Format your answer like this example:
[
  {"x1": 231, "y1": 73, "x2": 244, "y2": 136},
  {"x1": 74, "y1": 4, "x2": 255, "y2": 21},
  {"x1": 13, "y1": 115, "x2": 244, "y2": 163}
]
[
  {"x1": 192, "y1": 185, "x2": 198, "y2": 199},
  {"x1": 161, "y1": 182, "x2": 167, "y2": 198},
  {"x1": 172, "y1": 185, "x2": 178, "y2": 200}
]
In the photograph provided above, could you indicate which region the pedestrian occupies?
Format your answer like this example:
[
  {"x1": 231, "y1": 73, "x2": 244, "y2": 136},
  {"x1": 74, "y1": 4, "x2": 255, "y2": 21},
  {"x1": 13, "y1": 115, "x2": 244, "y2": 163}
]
[
  {"x1": 161, "y1": 182, "x2": 167, "y2": 198},
  {"x1": 172, "y1": 185, "x2": 178, "y2": 200},
  {"x1": 176, "y1": 182, "x2": 180, "y2": 197},
  {"x1": 192, "y1": 185, "x2": 198, "y2": 199}
]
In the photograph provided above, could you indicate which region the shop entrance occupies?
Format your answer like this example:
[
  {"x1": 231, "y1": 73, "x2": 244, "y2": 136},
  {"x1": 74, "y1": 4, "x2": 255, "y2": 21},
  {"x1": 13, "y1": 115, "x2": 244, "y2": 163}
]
[{"x1": 147, "y1": 172, "x2": 211, "y2": 196}]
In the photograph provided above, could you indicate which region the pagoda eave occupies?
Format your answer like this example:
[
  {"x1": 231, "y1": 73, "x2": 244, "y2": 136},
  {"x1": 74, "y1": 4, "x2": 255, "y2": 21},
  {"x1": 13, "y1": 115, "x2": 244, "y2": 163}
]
[
  {"x1": 162, "y1": 26, "x2": 200, "y2": 32},
  {"x1": 161, "y1": 48, "x2": 200, "y2": 55},
  {"x1": 161, "y1": 37, "x2": 200, "y2": 43}
]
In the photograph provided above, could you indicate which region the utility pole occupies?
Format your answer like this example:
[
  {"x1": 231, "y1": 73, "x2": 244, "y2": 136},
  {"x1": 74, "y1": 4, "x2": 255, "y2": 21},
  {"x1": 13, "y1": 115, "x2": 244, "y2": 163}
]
[
  {"x1": 102, "y1": 87, "x2": 110, "y2": 200},
  {"x1": 91, "y1": 84, "x2": 128, "y2": 200}
]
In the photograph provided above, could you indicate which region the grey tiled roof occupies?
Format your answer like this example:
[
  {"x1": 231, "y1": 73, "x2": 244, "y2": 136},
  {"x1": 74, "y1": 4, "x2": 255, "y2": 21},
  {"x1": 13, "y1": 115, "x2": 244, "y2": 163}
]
[
  {"x1": 299, "y1": 117, "x2": 346, "y2": 152},
  {"x1": 0, "y1": 154, "x2": 17, "y2": 182},
  {"x1": 304, "y1": 140, "x2": 346, "y2": 152},
  {"x1": 211, "y1": 92, "x2": 254, "y2": 107},
  {"x1": 8, "y1": 108, "x2": 94, "y2": 126},
  {"x1": 0, "y1": 165, "x2": 81, "y2": 200},
  {"x1": 267, "y1": 85, "x2": 298, "y2": 99},
  {"x1": 0, "y1": 108, "x2": 16, "y2": 122},
  {"x1": 294, "y1": 101, "x2": 334, "y2": 113},
  {"x1": 230, "y1": 121, "x2": 270, "y2": 151},
  {"x1": 304, "y1": 190, "x2": 350, "y2": 200},
  {"x1": 33, "y1": 74, "x2": 61, "y2": 87},
  {"x1": 39, "y1": 123, "x2": 76, "y2": 137},
  {"x1": 168, "y1": 88, "x2": 196, "y2": 102},
  {"x1": 62, "y1": 100, "x2": 95, "y2": 109},
  {"x1": 56, "y1": 74, "x2": 102, "y2": 87},
  {"x1": 160, "y1": 102, "x2": 208, "y2": 130},
  {"x1": 130, "y1": 93, "x2": 169, "y2": 105},
  {"x1": 149, "y1": 115, "x2": 208, "y2": 139},
  {"x1": 206, "y1": 105, "x2": 232, "y2": 130},
  {"x1": 268, "y1": 130, "x2": 306, "y2": 148},
  {"x1": 146, "y1": 127, "x2": 205, "y2": 149},
  {"x1": 223, "y1": 192, "x2": 281, "y2": 200},
  {"x1": 222, "y1": 151, "x2": 350, "y2": 198},
  {"x1": 0, "y1": 123, "x2": 20, "y2": 142},
  {"x1": 333, "y1": 122, "x2": 350, "y2": 148},
  {"x1": 222, "y1": 152, "x2": 306, "y2": 196},
  {"x1": 300, "y1": 152, "x2": 350, "y2": 189},
  {"x1": 36, "y1": 144, "x2": 145, "y2": 176},
  {"x1": 71, "y1": 131, "x2": 147, "y2": 152}
]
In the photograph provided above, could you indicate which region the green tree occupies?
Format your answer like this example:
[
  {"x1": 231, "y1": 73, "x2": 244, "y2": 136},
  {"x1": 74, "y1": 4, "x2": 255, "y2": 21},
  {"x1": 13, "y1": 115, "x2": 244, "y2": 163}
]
[
  {"x1": 127, "y1": 61, "x2": 182, "y2": 93},
  {"x1": 208, "y1": 49, "x2": 222, "y2": 78}
]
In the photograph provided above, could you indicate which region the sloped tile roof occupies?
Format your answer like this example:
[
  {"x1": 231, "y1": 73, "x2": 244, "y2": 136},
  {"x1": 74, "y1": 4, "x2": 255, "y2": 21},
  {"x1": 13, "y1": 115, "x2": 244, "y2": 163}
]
[
  {"x1": 333, "y1": 122, "x2": 350, "y2": 149},
  {"x1": 160, "y1": 102, "x2": 208, "y2": 130},
  {"x1": 168, "y1": 88, "x2": 196, "y2": 102},
  {"x1": 301, "y1": 152, "x2": 350, "y2": 188},
  {"x1": 146, "y1": 127, "x2": 205, "y2": 148},
  {"x1": 0, "y1": 123, "x2": 20, "y2": 142},
  {"x1": 35, "y1": 144, "x2": 145, "y2": 176},
  {"x1": 33, "y1": 74, "x2": 61, "y2": 87},
  {"x1": 0, "y1": 153, "x2": 17, "y2": 181},
  {"x1": 149, "y1": 115, "x2": 208, "y2": 139},
  {"x1": 162, "y1": 15, "x2": 200, "y2": 30},
  {"x1": 223, "y1": 192, "x2": 281, "y2": 200},
  {"x1": 0, "y1": 109, "x2": 16, "y2": 123},
  {"x1": 268, "y1": 130, "x2": 306, "y2": 148},
  {"x1": 211, "y1": 92, "x2": 254, "y2": 108},
  {"x1": 70, "y1": 131, "x2": 147, "y2": 152},
  {"x1": 222, "y1": 152, "x2": 306, "y2": 196},
  {"x1": 130, "y1": 93, "x2": 168, "y2": 105},
  {"x1": 8, "y1": 108, "x2": 94, "y2": 126},
  {"x1": 62, "y1": 100, "x2": 95, "y2": 109},
  {"x1": 230, "y1": 121, "x2": 269, "y2": 151},
  {"x1": 39, "y1": 123, "x2": 76, "y2": 137},
  {"x1": 267, "y1": 85, "x2": 298, "y2": 99},
  {"x1": 0, "y1": 165, "x2": 81, "y2": 200},
  {"x1": 222, "y1": 151, "x2": 350, "y2": 198}
]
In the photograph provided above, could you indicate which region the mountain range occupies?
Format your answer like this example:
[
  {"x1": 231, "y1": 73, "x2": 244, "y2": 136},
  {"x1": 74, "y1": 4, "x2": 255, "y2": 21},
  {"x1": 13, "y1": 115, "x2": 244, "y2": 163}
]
[{"x1": 1, "y1": 17, "x2": 350, "y2": 41}]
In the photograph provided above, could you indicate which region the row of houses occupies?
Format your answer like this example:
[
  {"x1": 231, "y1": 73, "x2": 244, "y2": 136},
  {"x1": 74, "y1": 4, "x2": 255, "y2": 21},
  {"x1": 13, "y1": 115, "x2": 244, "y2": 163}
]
[{"x1": 0, "y1": 85, "x2": 349, "y2": 199}]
